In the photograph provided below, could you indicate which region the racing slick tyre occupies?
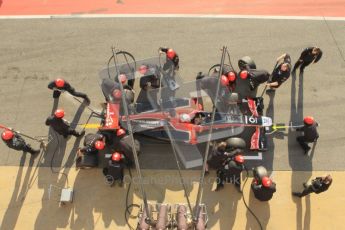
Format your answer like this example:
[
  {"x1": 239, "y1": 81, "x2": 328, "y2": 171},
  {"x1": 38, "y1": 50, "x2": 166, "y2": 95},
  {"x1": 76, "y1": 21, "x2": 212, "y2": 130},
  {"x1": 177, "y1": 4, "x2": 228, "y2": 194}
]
[
  {"x1": 207, "y1": 64, "x2": 234, "y2": 76},
  {"x1": 253, "y1": 166, "x2": 268, "y2": 180},
  {"x1": 238, "y1": 56, "x2": 256, "y2": 70},
  {"x1": 76, "y1": 154, "x2": 98, "y2": 169},
  {"x1": 225, "y1": 137, "x2": 246, "y2": 150}
]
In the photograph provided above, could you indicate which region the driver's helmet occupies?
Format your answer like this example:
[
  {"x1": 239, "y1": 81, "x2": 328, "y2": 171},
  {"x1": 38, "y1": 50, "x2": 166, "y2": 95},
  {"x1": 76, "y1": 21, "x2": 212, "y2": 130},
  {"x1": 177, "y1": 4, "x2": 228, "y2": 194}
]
[{"x1": 180, "y1": 113, "x2": 192, "y2": 123}]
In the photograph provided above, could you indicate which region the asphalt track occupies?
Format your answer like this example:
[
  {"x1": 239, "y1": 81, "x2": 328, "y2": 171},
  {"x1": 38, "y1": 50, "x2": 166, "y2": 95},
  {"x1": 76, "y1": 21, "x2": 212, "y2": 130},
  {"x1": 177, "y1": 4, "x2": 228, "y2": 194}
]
[{"x1": 0, "y1": 16, "x2": 344, "y2": 171}]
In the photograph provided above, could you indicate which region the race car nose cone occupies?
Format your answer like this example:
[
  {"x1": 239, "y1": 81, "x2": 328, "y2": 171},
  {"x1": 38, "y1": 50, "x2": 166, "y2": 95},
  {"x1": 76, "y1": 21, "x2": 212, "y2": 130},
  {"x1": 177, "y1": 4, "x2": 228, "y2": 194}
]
[{"x1": 261, "y1": 116, "x2": 273, "y2": 127}]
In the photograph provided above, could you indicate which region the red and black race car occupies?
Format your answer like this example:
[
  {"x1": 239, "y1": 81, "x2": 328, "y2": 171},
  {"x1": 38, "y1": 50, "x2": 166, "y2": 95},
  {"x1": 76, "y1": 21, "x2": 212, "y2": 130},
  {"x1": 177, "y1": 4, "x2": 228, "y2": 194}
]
[{"x1": 95, "y1": 52, "x2": 272, "y2": 168}]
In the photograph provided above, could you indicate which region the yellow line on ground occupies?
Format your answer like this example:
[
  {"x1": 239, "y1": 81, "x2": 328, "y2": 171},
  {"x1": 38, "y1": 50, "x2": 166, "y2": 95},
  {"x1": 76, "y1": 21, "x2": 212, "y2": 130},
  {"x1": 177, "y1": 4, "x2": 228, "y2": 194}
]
[{"x1": 78, "y1": 123, "x2": 101, "y2": 129}]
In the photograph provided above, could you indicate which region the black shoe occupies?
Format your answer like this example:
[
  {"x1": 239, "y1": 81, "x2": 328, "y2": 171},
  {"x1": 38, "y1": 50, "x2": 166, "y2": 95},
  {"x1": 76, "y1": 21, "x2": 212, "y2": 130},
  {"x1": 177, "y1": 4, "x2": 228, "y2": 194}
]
[
  {"x1": 53, "y1": 90, "x2": 61, "y2": 98},
  {"x1": 292, "y1": 192, "x2": 301, "y2": 197},
  {"x1": 266, "y1": 88, "x2": 276, "y2": 94},
  {"x1": 78, "y1": 130, "x2": 86, "y2": 137},
  {"x1": 304, "y1": 146, "x2": 311, "y2": 154},
  {"x1": 31, "y1": 149, "x2": 40, "y2": 155}
]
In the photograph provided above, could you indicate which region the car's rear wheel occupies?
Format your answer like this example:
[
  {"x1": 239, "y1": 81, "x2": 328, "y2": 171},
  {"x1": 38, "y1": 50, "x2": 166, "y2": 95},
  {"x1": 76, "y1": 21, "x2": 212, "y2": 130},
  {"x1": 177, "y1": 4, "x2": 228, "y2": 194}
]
[
  {"x1": 253, "y1": 166, "x2": 268, "y2": 179},
  {"x1": 225, "y1": 137, "x2": 246, "y2": 150}
]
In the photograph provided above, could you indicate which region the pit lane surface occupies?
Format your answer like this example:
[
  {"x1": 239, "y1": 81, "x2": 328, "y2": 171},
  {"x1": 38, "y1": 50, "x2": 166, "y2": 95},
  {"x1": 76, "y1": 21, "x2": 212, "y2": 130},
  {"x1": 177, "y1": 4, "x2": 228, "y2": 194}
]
[{"x1": 0, "y1": 17, "x2": 344, "y2": 171}]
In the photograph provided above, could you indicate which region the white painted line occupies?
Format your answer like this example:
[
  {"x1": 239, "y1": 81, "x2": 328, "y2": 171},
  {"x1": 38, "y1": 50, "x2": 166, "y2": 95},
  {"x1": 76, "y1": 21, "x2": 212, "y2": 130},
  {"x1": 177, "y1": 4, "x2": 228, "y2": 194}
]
[
  {"x1": 0, "y1": 14, "x2": 344, "y2": 21},
  {"x1": 244, "y1": 152, "x2": 263, "y2": 160}
]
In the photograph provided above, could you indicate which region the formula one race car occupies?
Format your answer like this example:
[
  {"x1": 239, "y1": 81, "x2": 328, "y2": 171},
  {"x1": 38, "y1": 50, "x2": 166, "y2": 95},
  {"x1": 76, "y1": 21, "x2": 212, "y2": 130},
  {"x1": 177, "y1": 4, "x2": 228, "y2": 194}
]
[{"x1": 95, "y1": 50, "x2": 271, "y2": 168}]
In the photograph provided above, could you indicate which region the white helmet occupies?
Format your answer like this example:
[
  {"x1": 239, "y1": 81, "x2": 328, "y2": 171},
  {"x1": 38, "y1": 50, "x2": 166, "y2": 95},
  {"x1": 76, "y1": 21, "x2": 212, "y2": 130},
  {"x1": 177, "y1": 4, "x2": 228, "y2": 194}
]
[{"x1": 180, "y1": 113, "x2": 191, "y2": 123}]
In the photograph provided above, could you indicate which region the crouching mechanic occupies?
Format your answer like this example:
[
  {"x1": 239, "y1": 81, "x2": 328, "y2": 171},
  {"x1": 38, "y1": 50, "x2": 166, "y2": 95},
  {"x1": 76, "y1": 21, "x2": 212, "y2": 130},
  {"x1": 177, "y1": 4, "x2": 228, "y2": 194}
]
[
  {"x1": 251, "y1": 167, "x2": 276, "y2": 201},
  {"x1": 1, "y1": 130, "x2": 40, "y2": 155},
  {"x1": 103, "y1": 152, "x2": 127, "y2": 186},
  {"x1": 206, "y1": 141, "x2": 228, "y2": 175},
  {"x1": 251, "y1": 176, "x2": 276, "y2": 201},
  {"x1": 48, "y1": 78, "x2": 90, "y2": 103},
  {"x1": 239, "y1": 69, "x2": 270, "y2": 91},
  {"x1": 45, "y1": 109, "x2": 85, "y2": 138},
  {"x1": 215, "y1": 154, "x2": 245, "y2": 192},
  {"x1": 76, "y1": 133, "x2": 105, "y2": 168},
  {"x1": 206, "y1": 138, "x2": 245, "y2": 174}
]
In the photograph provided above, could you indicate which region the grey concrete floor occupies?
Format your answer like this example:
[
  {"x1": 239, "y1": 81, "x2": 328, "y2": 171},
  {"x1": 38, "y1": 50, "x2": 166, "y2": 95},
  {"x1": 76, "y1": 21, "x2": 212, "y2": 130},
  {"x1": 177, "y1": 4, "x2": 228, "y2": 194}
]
[{"x1": 0, "y1": 18, "x2": 344, "y2": 170}]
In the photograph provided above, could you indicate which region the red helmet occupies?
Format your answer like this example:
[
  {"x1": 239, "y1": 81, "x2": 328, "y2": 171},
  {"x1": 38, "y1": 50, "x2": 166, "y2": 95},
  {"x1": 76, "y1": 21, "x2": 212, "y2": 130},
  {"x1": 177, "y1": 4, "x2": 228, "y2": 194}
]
[
  {"x1": 119, "y1": 74, "x2": 127, "y2": 84},
  {"x1": 111, "y1": 152, "x2": 122, "y2": 162},
  {"x1": 262, "y1": 176, "x2": 272, "y2": 188},
  {"x1": 112, "y1": 89, "x2": 122, "y2": 99},
  {"x1": 116, "y1": 128, "x2": 126, "y2": 137},
  {"x1": 2, "y1": 130, "x2": 14, "y2": 140},
  {"x1": 304, "y1": 116, "x2": 314, "y2": 125},
  {"x1": 240, "y1": 71, "x2": 248, "y2": 79},
  {"x1": 227, "y1": 72, "x2": 236, "y2": 82},
  {"x1": 167, "y1": 49, "x2": 176, "y2": 60},
  {"x1": 54, "y1": 109, "x2": 65, "y2": 118},
  {"x1": 139, "y1": 65, "x2": 148, "y2": 74},
  {"x1": 94, "y1": 140, "x2": 105, "y2": 150},
  {"x1": 55, "y1": 78, "x2": 65, "y2": 88},
  {"x1": 234, "y1": 155, "x2": 244, "y2": 164},
  {"x1": 220, "y1": 75, "x2": 229, "y2": 86}
]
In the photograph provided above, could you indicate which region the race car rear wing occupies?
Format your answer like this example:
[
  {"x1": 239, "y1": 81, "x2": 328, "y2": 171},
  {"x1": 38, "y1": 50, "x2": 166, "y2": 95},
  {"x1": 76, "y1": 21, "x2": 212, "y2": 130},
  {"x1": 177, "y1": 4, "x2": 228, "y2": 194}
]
[{"x1": 250, "y1": 127, "x2": 268, "y2": 151}]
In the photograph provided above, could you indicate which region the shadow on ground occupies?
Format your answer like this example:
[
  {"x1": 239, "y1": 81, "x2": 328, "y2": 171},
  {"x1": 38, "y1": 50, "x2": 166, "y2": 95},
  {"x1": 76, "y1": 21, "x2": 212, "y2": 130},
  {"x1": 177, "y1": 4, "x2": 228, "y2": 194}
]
[{"x1": 288, "y1": 71, "x2": 313, "y2": 230}]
